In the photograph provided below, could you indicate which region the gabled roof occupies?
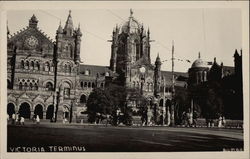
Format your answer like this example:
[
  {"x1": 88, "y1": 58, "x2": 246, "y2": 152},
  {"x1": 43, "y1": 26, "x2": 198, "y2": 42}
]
[
  {"x1": 79, "y1": 64, "x2": 114, "y2": 77},
  {"x1": 8, "y1": 26, "x2": 54, "y2": 45}
]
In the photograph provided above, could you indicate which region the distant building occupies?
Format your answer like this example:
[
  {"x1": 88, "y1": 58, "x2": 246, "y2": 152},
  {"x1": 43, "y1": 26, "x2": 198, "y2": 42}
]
[
  {"x1": 7, "y1": 10, "x2": 187, "y2": 123},
  {"x1": 187, "y1": 50, "x2": 243, "y2": 120}
]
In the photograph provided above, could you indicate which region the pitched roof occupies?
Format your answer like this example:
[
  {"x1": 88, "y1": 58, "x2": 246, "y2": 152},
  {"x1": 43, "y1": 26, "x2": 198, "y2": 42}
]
[{"x1": 79, "y1": 64, "x2": 113, "y2": 77}]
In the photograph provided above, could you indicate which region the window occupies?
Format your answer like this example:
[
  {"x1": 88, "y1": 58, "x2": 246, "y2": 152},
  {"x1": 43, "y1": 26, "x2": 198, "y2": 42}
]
[
  {"x1": 64, "y1": 88, "x2": 70, "y2": 98},
  {"x1": 24, "y1": 82, "x2": 28, "y2": 90},
  {"x1": 80, "y1": 94, "x2": 87, "y2": 104},
  {"x1": 19, "y1": 82, "x2": 23, "y2": 90},
  {"x1": 21, "y1": 60, "x2": 24, "y2": 69},
  {"x1": 80, "y1": 81, "x2": 83, "y2": 88},
  {"x1": 30, "y1": 61, "x2": 34, "y2": 70},
  {"x1": 35, "y1": 61, "x2": 40, "y2": 70},
  {"x1": 88, "y1": 82, "x2": 91, "y2": 88},
  {"x1": 105, "y1": 72, "x2": 110, "y2": 77},
  {"x1": 45, "y1": 62, "x2": 50, "y2": 71},
  {"x1": 84, "y1": 82, "x2": 87, "y2": 88},
  {"x1": 7, "y1": 80, "x2": 11, "y2": 89},
  {"x1": 25, "y1": 61, "x2": 29, "y2": 69},
  {"x1": 85, "y1": 70, "x2": 89, "y2": 76},
  {"x1": 30, "y1": 83, "x2": 33, "y2": 90},
  {"x1": 34, "y1": 83, "x2": 38, "y2": 90},
  {"x1": 45, "y1": 82, "x2": 53, "y2": 91}
]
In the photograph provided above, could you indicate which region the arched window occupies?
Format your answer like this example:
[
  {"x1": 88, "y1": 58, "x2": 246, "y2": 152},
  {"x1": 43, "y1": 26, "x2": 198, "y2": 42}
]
[
  {"x1": 45, "y1": 82, "x2": 53, "y2": 91},
  {"x1": 19, "y1": 82, "x2": 23, "y2": 90},
  {"x1": 80, "y1": 94, "x2": 87, "y2": 104},
  {"x1": 135, "y1": 40, "x2": 140, "y2": 61},
  {"x1": 36, "y1": 61, "x2": 40, "y2": 70},
  {"x1": 25, "y1": 61, "x2": 29, "y2": 69},
  {"x1": 7, "y1": 79, "x2": 11, "y2": 89},
  {"x1": 62, "y1": 82, "x2": 71, "y2": 98},
  {"x1": 64, "y1": 64, "x2": 67, "y2": 73},
  {"x1": 50, "y1": 62, "x2": 54, "y2": 72},
  {"x1": 92, "y1": 82, "x2": 95, "y2": 88},
  {"x1": 67, "y1": 65, "x2": 71, "y2": 73},
  {"x1": 30, "y1": 83, "x2": 33, "y2": 90},
  {"x1": 84, "y1": 82, "x2": 87, "y2": 88},
  {"x1": 100, "y1": 83, "x2": 104, "y2": 88},
  {"x1": 34, "y1": 83, "x2": 38, "y2": 90},
  {"x1": 85, "y1": 70, "x2": 89, "y2": 76},
  {"x1": 24, "y1": 82, "x2": 28, "y2": 90},
  {"x1": 30, "y1": 61, "x2": 34, "y2": 70},
  {"x1": 88, "y1": 82, "x2": 91, "y2": 88},
  {"x1": 80, "y1": 81, "x2": 83, "y2": 88},
  {"x1": 45, "y1": 62, "x2": 50, "y2": 71},
  {"x1": 21, "y1": 60, "x2": 24, "y2": 69}
]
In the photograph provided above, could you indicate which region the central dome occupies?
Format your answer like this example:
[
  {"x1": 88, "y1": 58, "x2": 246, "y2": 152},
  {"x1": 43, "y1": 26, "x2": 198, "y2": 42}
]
[
  {"x1": 191, "y1": 52, "x2": 208, "y2": 68},
  {"x1": 120, "y1": 9, "x2": 142, "y2": 34}
]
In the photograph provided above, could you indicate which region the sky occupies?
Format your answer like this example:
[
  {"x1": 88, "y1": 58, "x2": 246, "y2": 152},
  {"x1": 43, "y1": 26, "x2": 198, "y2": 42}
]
[{"x1": 7, "y1": 8, "x2": 242, "y2": 72}]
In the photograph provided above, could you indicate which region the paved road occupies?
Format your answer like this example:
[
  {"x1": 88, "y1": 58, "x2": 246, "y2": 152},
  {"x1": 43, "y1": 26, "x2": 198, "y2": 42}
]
[{"x1": 7, "y1": 123, "x2": 243, "y2": 152}]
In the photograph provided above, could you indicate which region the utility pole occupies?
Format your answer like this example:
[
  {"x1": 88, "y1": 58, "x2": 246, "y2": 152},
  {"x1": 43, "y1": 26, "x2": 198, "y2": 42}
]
[
  {"x1": 170, "y1": 40, "x2": 175, "y2": 126},
  {"x1": 162, "y1": 77, "x2": 166, "y2": 126}
]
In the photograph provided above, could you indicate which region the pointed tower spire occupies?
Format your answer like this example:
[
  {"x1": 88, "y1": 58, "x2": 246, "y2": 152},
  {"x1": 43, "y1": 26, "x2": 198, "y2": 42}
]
[
  {"x1": 130, "y1": 8, "x2": 134, "y2": 17},
  {"x1": 155, "y1": 53, "x2": 161, "y2": 65},
  {"x1": 64, "y1": 10, "x2": 74, "y2": 36},
  {"x1": 198, "y1": 52, "x2": 201, "y2": 59},
  {"x1": 76, "y1": 23, "x2": 82, "y2": 36},
  {"x1": 57, "y1": 21, "x2": 63, "y2": 34},
  {"x1": 7, "y1": 20, "x2": 10, "y2": 35}
]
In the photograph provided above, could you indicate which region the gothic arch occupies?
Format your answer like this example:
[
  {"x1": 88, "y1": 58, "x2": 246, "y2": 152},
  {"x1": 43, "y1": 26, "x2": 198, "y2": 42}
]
[
  {"x1": 18, "y1": 102, "x2": 31, "y2": 119},
  {"x1": 34, "y1": 104, "x2": 44, "y2": 119},
  {"x1": 7, "y1": 103, "x2": 16, "y2": 117},
  {"x1": 80, "y1": 94, "x2": 87, "y2": 104}
]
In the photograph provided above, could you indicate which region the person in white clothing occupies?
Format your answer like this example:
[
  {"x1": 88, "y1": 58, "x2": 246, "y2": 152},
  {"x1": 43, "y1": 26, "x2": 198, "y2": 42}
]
[
  {"x1": 36, "y1": 115, "x2": 40, "y2": 124},
  {"x1": 20, "y1": 117, "x2": 25, "y2": 125}
]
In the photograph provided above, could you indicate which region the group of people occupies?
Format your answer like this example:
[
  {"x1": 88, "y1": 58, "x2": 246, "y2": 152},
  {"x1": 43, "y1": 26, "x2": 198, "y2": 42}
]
[
  {"x1": 181, "y1": 110, "x2": 198, "y2": 127},
  {"x1": 7, "y1": 114, "x2": 41, "y2": 125}
]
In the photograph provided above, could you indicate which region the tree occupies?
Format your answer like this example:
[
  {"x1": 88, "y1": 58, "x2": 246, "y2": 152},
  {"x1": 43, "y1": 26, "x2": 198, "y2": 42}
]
[{"x1": 86, "y1": 88, "x2": 113, "y2": 123}]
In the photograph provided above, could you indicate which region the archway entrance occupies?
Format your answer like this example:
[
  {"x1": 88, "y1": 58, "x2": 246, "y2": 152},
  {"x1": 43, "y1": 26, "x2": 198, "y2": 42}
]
[
  {"x1": 80, "y1": 94, "x2": 87, "y2": 104},
  {"x1": 7, "y1": 103, "x2": 15, "y2": 117},
  {"x1": 34, "y1": 104, "x2": 43, "y2": 119},
  {"x1": 46, "y1": 105, "x2": 54, "y2": 119},
  {"x1": 63, "y1": 106, "x2": 70, "y2": 120},
  {"x1": 19, "y1": 102, "x2": 31, "y2": 119}
]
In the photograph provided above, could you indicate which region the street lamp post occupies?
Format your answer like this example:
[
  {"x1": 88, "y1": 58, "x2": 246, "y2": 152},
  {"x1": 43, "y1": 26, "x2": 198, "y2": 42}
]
[
  {"x1": 170, "y1": 40, "x2": 175, "y2": 126},
  {"x1": 162, "y1": 77, "x2": 166, "y2": 126}
]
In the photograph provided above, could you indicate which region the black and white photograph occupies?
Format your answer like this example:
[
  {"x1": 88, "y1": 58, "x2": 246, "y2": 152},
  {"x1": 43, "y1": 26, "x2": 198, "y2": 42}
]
[{"x1": 0, "y1": 1, "x2": 249, "y2": 159}]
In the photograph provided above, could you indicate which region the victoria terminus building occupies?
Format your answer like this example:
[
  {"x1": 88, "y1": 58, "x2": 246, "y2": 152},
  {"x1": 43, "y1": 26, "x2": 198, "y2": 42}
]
[{"x1": 7, "y1": 10, "x2": 243, "y2": 125}]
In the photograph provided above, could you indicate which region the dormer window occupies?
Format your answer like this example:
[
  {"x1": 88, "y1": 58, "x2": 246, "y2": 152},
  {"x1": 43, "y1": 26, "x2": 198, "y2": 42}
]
[
  {"x1": 105, "y1": 72, "x2": 110, "y2": 77},
  {"x1": 85, "y1": 70, "x2": 90, "y2": 76}
]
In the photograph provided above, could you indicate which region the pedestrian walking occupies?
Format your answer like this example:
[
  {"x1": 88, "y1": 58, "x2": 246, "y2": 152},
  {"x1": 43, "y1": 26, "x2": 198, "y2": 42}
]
[
  {"x1": 12, "y1": 114, "x2": 16, "y2": 125},
  {"x1": 20, "y1": 116, "x2": 25, "y2": 125},
  {"x1": 36, "y1": 115, "x2": 40, "y2": 124},
  {"x1": 15, "y1": 114, "x2": 19, "y2": 125},
  {"x1": 193, "y1": 111, "x2": 198, "y2": 127},
  {"x1": 218, "y1": 116, "x2": 222, "y2": 128}
]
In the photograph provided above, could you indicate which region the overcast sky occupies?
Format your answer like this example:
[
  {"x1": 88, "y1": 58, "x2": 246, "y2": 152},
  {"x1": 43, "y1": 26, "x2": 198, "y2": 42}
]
[{"x1": 7, "y1": 8, "x2": 242, "y2": 72}]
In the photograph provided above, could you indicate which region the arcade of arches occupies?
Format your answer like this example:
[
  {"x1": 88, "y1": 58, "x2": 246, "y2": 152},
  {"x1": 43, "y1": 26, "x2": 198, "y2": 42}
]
[{"x1": 7, "y1": 102, "x2": 56, "y2": 120}]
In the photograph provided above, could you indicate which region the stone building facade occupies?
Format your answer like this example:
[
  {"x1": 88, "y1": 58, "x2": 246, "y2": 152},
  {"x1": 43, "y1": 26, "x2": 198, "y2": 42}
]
[{"x1": 7, "y1": 10, "x2": 187, "y2": 123}]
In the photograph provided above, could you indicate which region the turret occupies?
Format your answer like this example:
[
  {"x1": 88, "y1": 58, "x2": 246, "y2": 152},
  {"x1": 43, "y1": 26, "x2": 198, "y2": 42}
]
[
  {"x1": 74, "y1": 23, "x2": 82, "y2": 64},
  {"x1": 64, "y1": 10, "x2": 74, "y2": 36},
  {"x1": 154, "y1": 53, "x2": 162, "y2": 97},
  {"x1": 29, "y1": 14, "x2": 38, "y2": 28}
]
